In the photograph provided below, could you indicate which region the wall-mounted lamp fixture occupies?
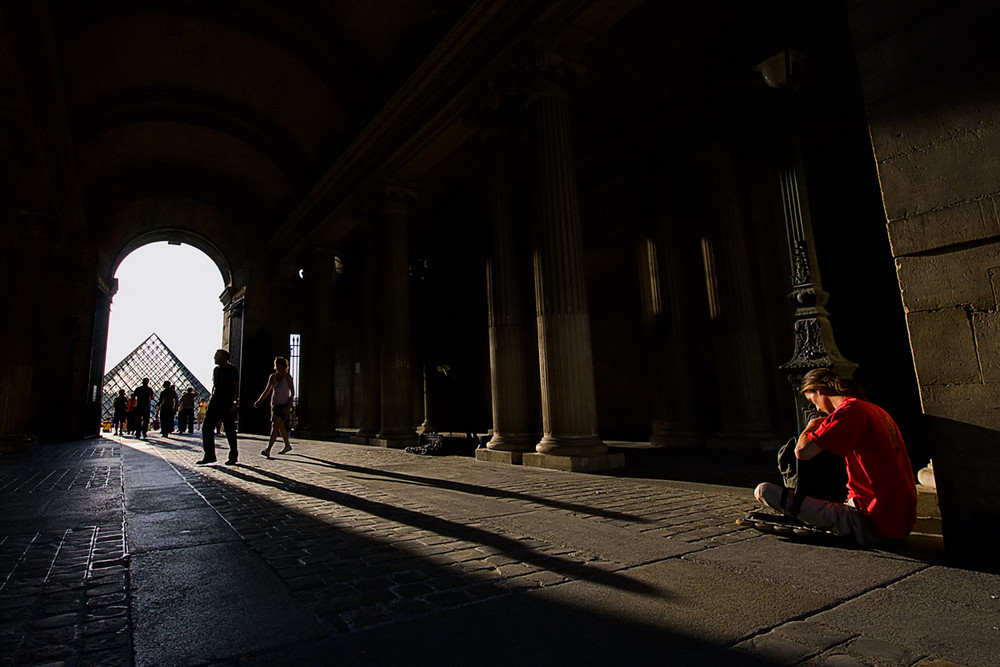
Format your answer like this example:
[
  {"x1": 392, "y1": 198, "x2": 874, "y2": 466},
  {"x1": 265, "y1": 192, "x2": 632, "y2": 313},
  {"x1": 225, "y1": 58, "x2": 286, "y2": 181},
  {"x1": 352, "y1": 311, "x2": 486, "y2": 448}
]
[{"x1": 754, "y1": 49, "x2": 803, "y2": 88}]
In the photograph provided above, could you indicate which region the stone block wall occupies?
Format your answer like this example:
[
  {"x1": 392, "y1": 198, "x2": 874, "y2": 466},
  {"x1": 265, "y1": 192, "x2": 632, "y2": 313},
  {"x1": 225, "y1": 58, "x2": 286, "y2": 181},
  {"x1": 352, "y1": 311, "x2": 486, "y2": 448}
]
[{"x1": 848, "y1": 0, "x2": 1000, "y2": 564}]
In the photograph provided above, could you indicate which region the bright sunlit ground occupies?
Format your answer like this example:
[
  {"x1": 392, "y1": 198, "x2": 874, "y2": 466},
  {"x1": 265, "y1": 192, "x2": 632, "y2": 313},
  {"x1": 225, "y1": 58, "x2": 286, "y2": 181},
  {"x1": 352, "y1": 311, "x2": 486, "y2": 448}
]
[{"x1": 104, "y1": 242, "x2": 226, "y2": 387}]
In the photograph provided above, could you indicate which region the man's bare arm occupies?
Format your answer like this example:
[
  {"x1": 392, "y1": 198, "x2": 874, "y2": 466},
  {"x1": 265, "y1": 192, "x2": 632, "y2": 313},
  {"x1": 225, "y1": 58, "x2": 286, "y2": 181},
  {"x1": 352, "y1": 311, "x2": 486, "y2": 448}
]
[{"x1": 795, "y1": 416, "x2": 826, "y2": 460}]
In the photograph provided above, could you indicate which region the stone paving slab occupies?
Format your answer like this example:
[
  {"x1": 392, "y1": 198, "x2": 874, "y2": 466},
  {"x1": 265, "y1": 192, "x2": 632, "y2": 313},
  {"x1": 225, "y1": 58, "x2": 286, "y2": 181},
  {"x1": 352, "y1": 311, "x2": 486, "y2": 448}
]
[
  {"x1": 130, "y1": 541, "x2": 328, "y2": 665},
  {"x1": 2, "y1": 434, "x2": 997, "y2": 666},
  {"x1": 0, "y1": 441, "x2": 129, "y2": 666},
  {"x1": 685, "y1": 536, "x2": 928, "y2": 599}
]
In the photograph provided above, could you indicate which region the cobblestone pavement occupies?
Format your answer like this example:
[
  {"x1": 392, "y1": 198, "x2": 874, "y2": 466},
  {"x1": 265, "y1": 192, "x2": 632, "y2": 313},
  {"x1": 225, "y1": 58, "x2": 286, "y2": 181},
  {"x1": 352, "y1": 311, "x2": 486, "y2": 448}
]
[
  {"x1": 152, "y1": 435, "x2": 761, "y2": 637},
  {"x1": 0, "y1": 441, "x2": 129, "y2": 666},
  {"x1": 2, "y1": 434, "x2": 996, "y2": 666}
]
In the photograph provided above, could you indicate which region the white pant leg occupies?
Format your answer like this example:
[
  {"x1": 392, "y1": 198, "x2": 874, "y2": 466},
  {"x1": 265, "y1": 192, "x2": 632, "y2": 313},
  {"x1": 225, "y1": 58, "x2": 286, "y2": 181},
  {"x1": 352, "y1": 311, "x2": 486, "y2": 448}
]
[{"x1": 755, "y1": 482, "x2": 876, "y2": 544}]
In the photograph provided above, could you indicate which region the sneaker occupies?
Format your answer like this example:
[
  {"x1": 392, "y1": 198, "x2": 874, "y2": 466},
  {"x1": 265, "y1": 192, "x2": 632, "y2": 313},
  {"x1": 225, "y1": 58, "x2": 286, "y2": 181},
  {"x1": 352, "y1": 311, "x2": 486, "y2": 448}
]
[{"x1": 195, "y1": 458, "x2": 216, "y2": 465}]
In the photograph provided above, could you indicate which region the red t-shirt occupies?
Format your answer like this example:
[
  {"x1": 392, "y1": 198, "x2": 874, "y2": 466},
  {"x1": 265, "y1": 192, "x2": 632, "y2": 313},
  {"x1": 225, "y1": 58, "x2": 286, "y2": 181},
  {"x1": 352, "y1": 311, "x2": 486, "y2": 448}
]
[{"x1": 806, "y1": 397, "x2": 917, "y2": 539}]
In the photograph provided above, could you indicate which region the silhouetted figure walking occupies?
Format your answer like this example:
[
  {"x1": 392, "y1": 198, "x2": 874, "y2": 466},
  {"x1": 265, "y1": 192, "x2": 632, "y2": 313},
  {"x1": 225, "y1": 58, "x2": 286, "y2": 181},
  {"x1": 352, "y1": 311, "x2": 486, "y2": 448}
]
[
  {"x1": 156, "y1": 381, "x2": 177, "y2": 437},
  {"x1": 112, "y1": 389, "x2": 127, "y2": 436},
  {"x1": 177, "y1": 387, "x2": 197, "y2": 433},
  {"x1": 198, "y1": 349, "x2": 240, "y2": 465},
  {"x1": 133, "y1": 378, "x2": 155, "y2": 439},
  {"x1": 255, "y1": 356, "x2": 295, "y2": 458}
]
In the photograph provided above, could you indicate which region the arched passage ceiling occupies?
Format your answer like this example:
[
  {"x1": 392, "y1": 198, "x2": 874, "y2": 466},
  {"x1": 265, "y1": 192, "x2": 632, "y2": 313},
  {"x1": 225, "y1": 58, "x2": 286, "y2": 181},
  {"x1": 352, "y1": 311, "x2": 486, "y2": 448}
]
[
  {"x1": 16, "y1": 0, "x2": 471, "y2": 262},
  {"x1": 5, "y1": 0, "x2": 814, "y2": 277}
]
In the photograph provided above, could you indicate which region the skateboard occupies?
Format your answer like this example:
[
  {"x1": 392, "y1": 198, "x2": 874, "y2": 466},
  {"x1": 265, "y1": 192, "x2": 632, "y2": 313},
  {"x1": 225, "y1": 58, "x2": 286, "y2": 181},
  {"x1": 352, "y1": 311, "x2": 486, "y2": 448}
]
[{"x1": 736, "y1": 511, "x2": 836, "y2": 539}]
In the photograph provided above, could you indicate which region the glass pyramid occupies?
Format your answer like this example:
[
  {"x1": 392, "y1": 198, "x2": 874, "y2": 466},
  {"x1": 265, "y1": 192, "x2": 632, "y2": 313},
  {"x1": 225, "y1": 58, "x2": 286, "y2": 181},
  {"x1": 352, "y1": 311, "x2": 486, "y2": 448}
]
[{"x1": 101, "y1": 333, "x2": 211, "y2": 421}]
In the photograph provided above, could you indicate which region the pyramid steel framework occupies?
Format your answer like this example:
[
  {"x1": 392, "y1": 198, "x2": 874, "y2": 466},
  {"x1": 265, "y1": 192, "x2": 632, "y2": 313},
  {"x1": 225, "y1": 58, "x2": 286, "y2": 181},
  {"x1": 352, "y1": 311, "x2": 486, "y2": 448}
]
[{"x1": 101, "y1": 333, "x2": 211, "y2": 420}]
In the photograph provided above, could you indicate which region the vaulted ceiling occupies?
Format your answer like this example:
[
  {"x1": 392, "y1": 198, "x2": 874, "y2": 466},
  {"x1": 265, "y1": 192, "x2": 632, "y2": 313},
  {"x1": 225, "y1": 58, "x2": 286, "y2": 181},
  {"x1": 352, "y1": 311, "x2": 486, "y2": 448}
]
[{"x1": 1, "y1": 0, "x2": 824, "y2": 282}]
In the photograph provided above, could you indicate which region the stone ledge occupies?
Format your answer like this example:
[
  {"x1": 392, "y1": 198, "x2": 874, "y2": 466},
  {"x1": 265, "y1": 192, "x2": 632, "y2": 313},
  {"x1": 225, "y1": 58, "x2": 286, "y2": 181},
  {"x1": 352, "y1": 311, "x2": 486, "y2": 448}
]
[
  {"x1": 521, "y1": 452, "x2": 625, "y2": 473},
  {"x1": 474, "y1": 449, "x2": 524, "y2": 465}
]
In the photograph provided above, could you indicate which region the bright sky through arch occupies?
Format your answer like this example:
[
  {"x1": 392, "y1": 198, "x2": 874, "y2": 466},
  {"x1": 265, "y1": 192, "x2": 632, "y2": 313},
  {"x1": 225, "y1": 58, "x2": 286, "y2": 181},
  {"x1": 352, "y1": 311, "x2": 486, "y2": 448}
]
[{"x1": 105, "y1": 242, "x2": 226, "y2": 387}]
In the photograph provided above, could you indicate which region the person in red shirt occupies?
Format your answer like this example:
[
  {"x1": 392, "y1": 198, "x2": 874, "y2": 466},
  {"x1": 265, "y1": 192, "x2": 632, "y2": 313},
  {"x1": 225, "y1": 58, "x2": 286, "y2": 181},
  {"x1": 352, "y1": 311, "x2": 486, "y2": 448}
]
[{"x1": 754, "y1": 368, "x2": 917, "y2": 544}]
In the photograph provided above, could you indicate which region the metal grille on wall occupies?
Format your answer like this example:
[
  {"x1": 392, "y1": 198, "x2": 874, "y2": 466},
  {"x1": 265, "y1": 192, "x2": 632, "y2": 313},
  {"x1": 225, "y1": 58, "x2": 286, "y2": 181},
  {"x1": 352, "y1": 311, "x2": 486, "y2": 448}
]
[{"x1": 101, "y1": 333, "x2": 210, "y2": 420}]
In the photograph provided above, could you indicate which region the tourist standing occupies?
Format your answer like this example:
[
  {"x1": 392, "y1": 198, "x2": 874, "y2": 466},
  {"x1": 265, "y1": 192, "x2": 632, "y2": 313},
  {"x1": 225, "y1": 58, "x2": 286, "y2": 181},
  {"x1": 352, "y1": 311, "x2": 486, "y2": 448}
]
[
  {"x1": 198, "y1": 349, "x2": 240, "y2": 465},
  {"x1": 112, "y1": 389, "x2": 128, "y2": 436},
  {"x1": 133, "y1": 378, "x2": 155, "y2": 439},
  {"x1": 177, "y1": 387, "x2": 197, "y2": 433},
  {"x1": 156, "y1": 381, "x2": 177, "y2": 437}
]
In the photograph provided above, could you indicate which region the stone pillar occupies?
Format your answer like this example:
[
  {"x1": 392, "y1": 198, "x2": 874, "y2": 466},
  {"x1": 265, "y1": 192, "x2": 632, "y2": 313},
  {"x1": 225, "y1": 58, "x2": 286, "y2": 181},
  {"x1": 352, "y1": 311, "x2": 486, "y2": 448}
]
[
  {"x1": 699, "y1": 147, "x2": 779, "y2": 449},
  {"x1": 219, "y1": 285, "x2": 247, "y2": 431},
  {"x1": 351, "y1": 220, "x2": 381, "y2": 444},
  {"x1": 302, "y1": 250, "x2": 338, "y2": 439},
  {"x1": 520, "y1": 57, "x2": 621, "y2": 472},
  {"x1": 372, "y1": 185, "x2": 418, "y2": 448},
  {"x1": 842, "y1": 8, "x2": 1000, "y2": 565},
  {"x1": 635, "y1": 201, "x2": 700, "y2": 446},
  {"x1": 0, "y1": 213, "x2": 46, "y2": 451},
  {"x1": 473, "y1": 95, "x2": 540, "y2": 465},
  {"x1": 88, "y1": 282, "x2": 114, "y2": 433}
]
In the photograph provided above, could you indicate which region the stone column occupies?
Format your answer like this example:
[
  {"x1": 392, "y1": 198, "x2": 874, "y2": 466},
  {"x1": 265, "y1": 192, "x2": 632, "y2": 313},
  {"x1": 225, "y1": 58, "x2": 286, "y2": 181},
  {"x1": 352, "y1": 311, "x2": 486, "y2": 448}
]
[
  {"x1": 473, "y1": 94, "x2": 540, "y2": 465},
  {"x1": 302, "y1": 250, "x2": 338, "y2": 438},
  {"x1": 87, "y1": 282, "x2": 114, "y2": 433},
  {"x1": 220, "y1": 285, "x2": 247, "y2": 431},
  {"x1": 0, "y1": 213, "x2": 47, "y2": 451},
  {"x1": 351, "y1": 219, "x2": 381, "y2": 444},
  {"x1": 521, "y1": 57, "x2": 620, "y2": 471},
  {"x1": 372, "y1": 185, "x2": 418, "y2": 448},
  {"x1": 635, "y1": 200, "x2": 700, "y2": 446},
  {"x1": 699, "y1": 147, "x2": 779, "y2": 448}
]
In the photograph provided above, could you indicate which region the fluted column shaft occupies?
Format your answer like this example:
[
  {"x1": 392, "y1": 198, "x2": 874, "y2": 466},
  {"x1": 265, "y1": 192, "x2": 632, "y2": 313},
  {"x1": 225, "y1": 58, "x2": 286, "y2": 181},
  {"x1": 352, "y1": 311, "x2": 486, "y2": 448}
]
[
  {"x1": 304, "y1": 251, "x2": 336, "y2": 435},
  {"x1": 483, "y1": 121, "x2": 539, "y2": 451},
  {"x1": 375, "y1": 186, "x2": 417, "y2": 446},
  {"x1": 0, "y1": 215, "x2": 46, "y2": 449},
  {"x1": 636, "y1": 200, "x2": 699, "y2": 445},
  {"x1": 356, "y1": 220, "x2": 381, "y2": 441},
  {"x1": 527, "y1": 82, "x2": 605, "y2": 457},
  {"x1": 700, "y1": 148, "x2": 775, "y2": 441}
]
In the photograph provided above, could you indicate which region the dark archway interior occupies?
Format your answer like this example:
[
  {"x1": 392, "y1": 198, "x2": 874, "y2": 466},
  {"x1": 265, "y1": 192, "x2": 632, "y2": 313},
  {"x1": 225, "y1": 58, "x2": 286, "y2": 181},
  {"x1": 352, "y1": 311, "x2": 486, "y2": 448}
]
[{"x1": 2, "y1": 0, "x2": 923, "y2": 461}]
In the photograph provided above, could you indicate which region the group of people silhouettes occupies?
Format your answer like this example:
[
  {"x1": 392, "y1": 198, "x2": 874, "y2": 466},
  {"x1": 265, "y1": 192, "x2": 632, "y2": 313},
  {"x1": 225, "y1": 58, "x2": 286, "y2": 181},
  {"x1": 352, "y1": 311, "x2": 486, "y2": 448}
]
[
  {"x1": 110, "y1": 380, "x2": 208, "y2": 439},
  {"x1": 111, "y1": 350, "x2": 296, "y2": 468}
]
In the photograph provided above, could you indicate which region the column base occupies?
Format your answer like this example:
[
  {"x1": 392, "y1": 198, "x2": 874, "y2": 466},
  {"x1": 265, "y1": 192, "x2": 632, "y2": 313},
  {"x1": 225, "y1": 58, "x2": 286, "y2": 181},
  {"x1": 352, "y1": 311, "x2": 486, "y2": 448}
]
[
  {"x1": 0, "y1": 432, "x2": 38, "y2": 454},
  {"x1": 370, "y1": 434, "x2": 418, "y2": 449},
  {"x1": 536, "y1": 435, "x2": 608, "y2": 457},
  {"x1": 485, "y1": 433, "x2": 538, "y2": 452},
  {"x1": 522, "y1": 452, "x2": 625, "y2": 472},
  {"x1": 349, "y1": 435, "x2": 375, "y2": 446},
  {"x1": 475, "y1": 448, "x2": 524, "y2": 465}
]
